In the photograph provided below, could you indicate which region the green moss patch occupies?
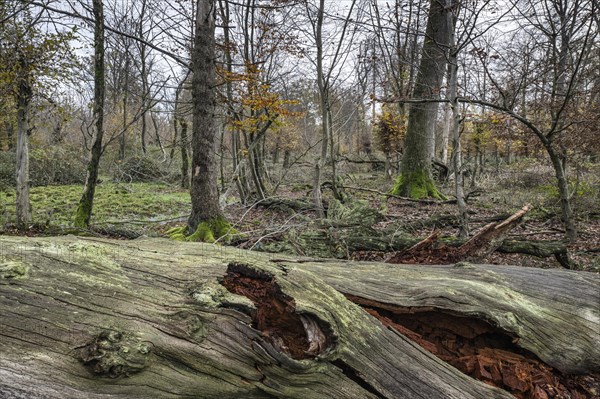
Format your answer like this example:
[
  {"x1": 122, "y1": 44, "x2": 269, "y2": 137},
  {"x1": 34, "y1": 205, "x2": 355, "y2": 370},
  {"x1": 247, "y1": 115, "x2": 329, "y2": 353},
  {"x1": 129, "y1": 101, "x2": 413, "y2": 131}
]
[
  {"x1": 0, "y1": 182, "x2": 190, "y2": 234},
  {"x1": 167, "y1": 217, "x2": 241, "y2": 244},
  {"x1": 391, "y1": 171, "x2": 447, "y2": 200}
]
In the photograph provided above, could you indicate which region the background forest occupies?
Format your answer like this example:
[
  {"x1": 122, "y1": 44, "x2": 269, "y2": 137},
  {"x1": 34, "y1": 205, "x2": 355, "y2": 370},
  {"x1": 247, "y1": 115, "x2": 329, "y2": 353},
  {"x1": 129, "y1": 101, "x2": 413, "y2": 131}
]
[{"x1": 0, "y1": 0, "x2": 598, "y2": 270}]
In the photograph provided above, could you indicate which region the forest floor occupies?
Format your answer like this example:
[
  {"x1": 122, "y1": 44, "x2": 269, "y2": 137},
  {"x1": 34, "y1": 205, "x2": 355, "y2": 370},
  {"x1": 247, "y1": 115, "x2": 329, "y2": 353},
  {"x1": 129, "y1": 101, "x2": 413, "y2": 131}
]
[
  {"x1": 1, "y1": 159, "x2": 599, "y2": 398},
  {"x1": 0, "y1": 159, "x2": 599, "y2": 271}
]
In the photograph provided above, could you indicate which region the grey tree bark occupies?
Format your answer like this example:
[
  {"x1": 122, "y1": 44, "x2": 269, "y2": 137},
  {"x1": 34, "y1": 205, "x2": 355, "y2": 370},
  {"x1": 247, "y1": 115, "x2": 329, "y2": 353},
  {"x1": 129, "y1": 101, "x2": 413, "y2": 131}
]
[
  {"x1": 446, "y1": 4, "x2": 468, "y2": 238},
  {"x1": 392, "y1": 0, "x2": 451, "y2": 199},
  {"x1": 8, "y1": 235, "x2": 586, "y2": 398},
  {"x1": 311, "y1": 0, "x2": 328, "y2": 218},
  {"x1": 15, "y1": 53, "x2": 32, "y2": 229},
  {"x1": 187, "y1": 0, "x2": 225, "y2": 233},
  {"x1": 1, "y1": 236, "x2": 597, "y2": 398}
]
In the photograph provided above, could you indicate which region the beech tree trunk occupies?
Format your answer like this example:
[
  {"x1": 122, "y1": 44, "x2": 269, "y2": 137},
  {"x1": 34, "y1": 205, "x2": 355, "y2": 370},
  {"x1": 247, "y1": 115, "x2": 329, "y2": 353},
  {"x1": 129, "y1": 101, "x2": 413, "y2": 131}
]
[
  {"x1": 188, "y1": 0, "x2": 223, "y2": 232},
  {"x1": 311, "y1": 0, "x2": 328, "y2": 218},
  {"x1": 392, "y1": 0, "x2": 452, "y2": 199},
  {"x1": 0, "y1": 236, "x2": 597, "y2": 399}
]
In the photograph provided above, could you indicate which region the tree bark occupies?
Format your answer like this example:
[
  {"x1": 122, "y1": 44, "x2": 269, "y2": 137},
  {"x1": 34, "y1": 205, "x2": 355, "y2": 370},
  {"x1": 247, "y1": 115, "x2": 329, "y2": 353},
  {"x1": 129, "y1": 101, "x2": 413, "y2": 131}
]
[
  {"x1": 312, "y1": 0, "x2": 328, "y2": 218},
  {"x1": 15, "y1": 54, "x2": 32, "y2": 229},
  {"x1": 74, "y1": 0, "x2": 105, "y2": 228},
  {"x1": 180, "y1": 118, "x2": 189, "y2": 189},
  {"x1": 1, "y1": 235, "x2": 597, "y2": 398},
  {"x1": 188, "y1": 0, "x2": 224, "y2": 233},
  {"x1": 392, "y1": 0, "x2": 452, "y2": 199},
  {"x1": 447, "y1": 16, "x2": 468, "y2": 238},
  {"x1": 299, "y1": 259, "x2": 599, "y2": 377}
]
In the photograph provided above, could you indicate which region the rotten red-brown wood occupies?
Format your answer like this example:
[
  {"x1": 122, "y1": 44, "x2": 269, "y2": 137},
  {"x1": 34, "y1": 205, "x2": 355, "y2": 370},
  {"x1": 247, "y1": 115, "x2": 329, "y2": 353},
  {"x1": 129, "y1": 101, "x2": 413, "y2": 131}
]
[
  {"x1": 347, "y1": 294, "x2": 600, "y2": 399},
  {"x1": 222, "y1": 262, "x2": 329, "y2": 360}
]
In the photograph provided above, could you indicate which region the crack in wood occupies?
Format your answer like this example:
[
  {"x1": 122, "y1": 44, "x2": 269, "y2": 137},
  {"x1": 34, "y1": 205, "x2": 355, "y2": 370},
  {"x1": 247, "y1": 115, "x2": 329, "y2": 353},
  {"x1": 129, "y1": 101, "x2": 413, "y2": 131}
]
[
  {"x1": 221, "y1": 262, "x2": 332, "y2": 360},
  {"x1": 331, "y1": 360, "x2": 386, "y2": 399}
]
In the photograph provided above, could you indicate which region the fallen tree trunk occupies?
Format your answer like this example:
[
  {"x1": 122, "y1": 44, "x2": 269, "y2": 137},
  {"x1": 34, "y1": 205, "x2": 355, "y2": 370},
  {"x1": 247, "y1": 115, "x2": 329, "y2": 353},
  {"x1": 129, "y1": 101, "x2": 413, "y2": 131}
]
[
  {"x1": 259, "y1": 226, "x2": 570, "y2": 265},
  {"x1": 0, "y1": 236, "x2": 597, "y2": 399}
]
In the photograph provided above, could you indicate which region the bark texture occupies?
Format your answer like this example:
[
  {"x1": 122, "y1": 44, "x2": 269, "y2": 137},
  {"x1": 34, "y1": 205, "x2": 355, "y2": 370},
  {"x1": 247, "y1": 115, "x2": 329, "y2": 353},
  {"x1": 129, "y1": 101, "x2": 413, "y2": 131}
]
[
  {"x1": 393, "y1": 0, "x2": 452, "y2": 199},
  {"x1": 15, "y1": 55, "x2": 32, "y2": 228},
  {"x1": 74, "y1": 0, "x2": 105, "y2": 228},
  {"x1": 188, "y1": 0, "x2": 223, "y2": 232},
  {"x1": 0, "y1": 236, "x2": 597, "y2": 399}
]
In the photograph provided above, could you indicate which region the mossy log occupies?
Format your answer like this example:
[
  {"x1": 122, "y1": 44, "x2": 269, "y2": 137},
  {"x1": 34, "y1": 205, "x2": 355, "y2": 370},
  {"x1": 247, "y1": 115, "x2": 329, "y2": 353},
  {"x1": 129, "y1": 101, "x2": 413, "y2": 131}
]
[
  {"x1": 0, "y1": 236, "x2": 597, "y2": 399},
  {"x1": 295, "y1": 260, "x2": 599, "y2": 376},
  {"x1": 260, "y1": 226, "x2": 569, "y2": 263}
]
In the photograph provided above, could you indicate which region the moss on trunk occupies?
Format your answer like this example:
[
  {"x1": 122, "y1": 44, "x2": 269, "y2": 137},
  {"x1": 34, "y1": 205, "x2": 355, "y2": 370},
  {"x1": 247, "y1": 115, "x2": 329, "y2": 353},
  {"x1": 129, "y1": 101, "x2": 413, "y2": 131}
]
[
  {"x1": 391, "y1": 171, "x2": 447, "y2": 200},
  {"x1": 73, "y1": 198, "x2": 93, "y2": 228},
  {"x1": 167, "y1": 216, "x2": 239, "y2": 243}
]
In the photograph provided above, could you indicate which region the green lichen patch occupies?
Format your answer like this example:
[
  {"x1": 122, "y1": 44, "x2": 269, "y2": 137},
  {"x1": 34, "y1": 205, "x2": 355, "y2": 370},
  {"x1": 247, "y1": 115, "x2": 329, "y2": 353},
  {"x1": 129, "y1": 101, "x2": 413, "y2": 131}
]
[
  {"x1": 190, "y1": 279, "x2": 255, "y2": 311},
  {"x1": 391, "y1": 171, "x2": 447, "y2": 200},
  {"x1": 169, "y1": 311, "x2": 209, "y2": 342},
  {"x1": 0, "y1": 259, "x2": 29, "y2": 279},
  {"x1": 79, "y1": 329, "x2": 153, "y2": 378}
]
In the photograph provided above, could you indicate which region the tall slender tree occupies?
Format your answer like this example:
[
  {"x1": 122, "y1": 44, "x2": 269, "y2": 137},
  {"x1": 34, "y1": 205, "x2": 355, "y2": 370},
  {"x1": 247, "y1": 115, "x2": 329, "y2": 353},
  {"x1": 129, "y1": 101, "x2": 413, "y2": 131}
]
[
  {"x1": 74, "y1": 0, "x2": 105, "y2": 228},
  {"x1": 0, "y1": 1, "x2": 76, "y2": 228}
]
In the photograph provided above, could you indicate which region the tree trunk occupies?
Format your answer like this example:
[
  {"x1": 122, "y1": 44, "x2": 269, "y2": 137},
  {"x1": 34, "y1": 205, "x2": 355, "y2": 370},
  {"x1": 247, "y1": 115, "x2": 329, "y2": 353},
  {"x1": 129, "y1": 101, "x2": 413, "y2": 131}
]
[
  {"x1": 188, "y1": 0, "x2": 224, "y2": 233},
  {"x1": 74, "y1": 0, "x2": 105, "y2": 228},
  {"x1": 119, "y1": 57, "x2": 130, "y2": 161},
  {"x1": 392, "y1": 0, "x2": 451, "y2": 199},
  {"x1": 282, "y1": 149, "x2": 291, "y2": 169},
  {"x1": 180, "y1": 118, "x2": 189, "y2": 189},
  {"x1": 546, "y1": 143, "x2": 576, "y2": 242},
  {"x1": 440, "y1": 101, "x2": 451, "y2": 165},
  {"x1": 311, "y1": 0, "x2": 329, "y2": 218},
  {"x1": 1, "y1": 235, "x2": 596, "y2": 398},
  {"x1": 9, "y1": 235, "x2": 596, "y2": 398},
  {"x1": 15, "y1": 57, "x2": 32, "y2": 229},
  {"x1": 138, "y1": 0, "x2": 149, "y2": 156},
  {"x1": 446, "y1": 7, "x2": 468, "y2": 238}
]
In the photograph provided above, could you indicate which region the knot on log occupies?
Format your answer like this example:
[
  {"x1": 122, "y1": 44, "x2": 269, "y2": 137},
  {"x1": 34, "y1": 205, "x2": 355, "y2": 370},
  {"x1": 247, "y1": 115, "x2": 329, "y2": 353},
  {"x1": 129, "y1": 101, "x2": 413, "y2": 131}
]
[
  {"x1": 79, "y1": 329, "x2": 152, "y2": 378},
  {"x1": 222, "y1": 262, "x2": 332, "y2": 360}
]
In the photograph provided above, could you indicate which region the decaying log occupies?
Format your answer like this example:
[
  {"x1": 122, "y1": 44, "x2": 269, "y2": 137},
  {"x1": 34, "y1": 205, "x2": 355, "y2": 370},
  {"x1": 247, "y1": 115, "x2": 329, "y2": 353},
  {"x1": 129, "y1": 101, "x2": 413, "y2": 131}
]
[
  {"x1": 253, "y1": 197, "x2": 317, "y2": 213},
  {"x1": 260, "y1": 225, "x2": 570, "y2": 265},
  {"x1": 457, "y1": 204, "x2": 532, "y2": 260},
  {"x1": 0, "y1": 235, "x2": 512, "y2": 399},
  {"x1": 295, "y1": 260, "x2": 599, "y2": 375},
  {"x1": 295, "y1": 260, "x2": 600, "y2": 398},
  {"x1": 1, "y1": 236, "x2": 597, "y2": 399}
]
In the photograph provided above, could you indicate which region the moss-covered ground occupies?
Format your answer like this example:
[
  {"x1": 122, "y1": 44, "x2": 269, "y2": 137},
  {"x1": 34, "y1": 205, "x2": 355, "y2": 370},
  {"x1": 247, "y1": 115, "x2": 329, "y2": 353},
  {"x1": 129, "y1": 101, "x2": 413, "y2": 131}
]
[{"x1": 0, "y1": 182, "x2": 190, "y2": 235}]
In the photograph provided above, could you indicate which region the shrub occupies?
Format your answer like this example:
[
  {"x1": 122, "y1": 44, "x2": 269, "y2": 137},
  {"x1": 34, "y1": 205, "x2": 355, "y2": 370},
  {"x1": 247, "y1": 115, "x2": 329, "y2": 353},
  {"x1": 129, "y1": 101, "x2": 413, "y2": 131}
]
[
  {"x1": 113, "y1": 155, "x2": 168, "y2": 183},
  {"x1": 0, "y1": 146, "x2": 86, "y2": 189}
]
